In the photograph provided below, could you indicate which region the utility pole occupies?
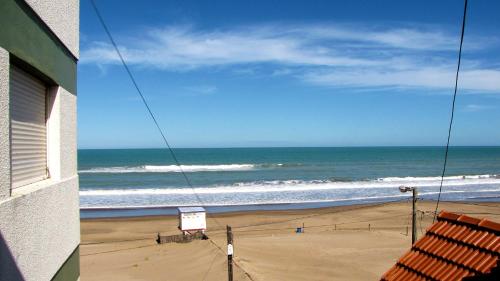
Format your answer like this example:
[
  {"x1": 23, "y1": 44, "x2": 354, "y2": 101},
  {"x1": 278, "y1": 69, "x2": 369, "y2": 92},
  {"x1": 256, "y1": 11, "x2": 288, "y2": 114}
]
[
  {"x1": 411, "y1": 188, "x2": 417, "y2": 244},
  {"x1": 227, "y1": 225, "x2": 233, "y2": 281},
  {"x1": 399, "y1": 186, "x2": 418, "y2": 245}
]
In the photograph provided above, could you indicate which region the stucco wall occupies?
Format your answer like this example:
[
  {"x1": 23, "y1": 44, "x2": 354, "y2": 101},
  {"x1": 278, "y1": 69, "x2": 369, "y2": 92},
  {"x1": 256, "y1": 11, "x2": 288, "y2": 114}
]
[
  {"x1": 0, "y1": 67, "x2": 80, "y2": 280},
  {"x1": 0, "y1": 77, "x2": 80, "y2": 281},
  {"x1": 24, "y1": 0, "x2": 80, "y2": 58},
  {"x1": 47, "y1": 86, "x2": 78, "y2": 181},
  {"x1": 0, "y1": 176, "x2": 80, "y2": 281},
  {"x1": 59, "y1": 87, "x2": 78, "y2": 178},
  {"x1": 0, "y1": 48, "x2": 10, "y2": 200},
  {"x1": 0, "y1": 0, "x2": 80, "y2": 280}
]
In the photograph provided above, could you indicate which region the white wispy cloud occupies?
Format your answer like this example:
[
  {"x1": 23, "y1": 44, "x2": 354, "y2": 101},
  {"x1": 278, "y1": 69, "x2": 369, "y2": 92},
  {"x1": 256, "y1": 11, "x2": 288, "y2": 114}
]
[
  {"x1": 289, "y1": 25, "x2": 463, "y2": 51},
  {"x1": 303, "y1": 68, "x2": 500, "y2": 92},
  {"x1": 81, "y1": 23, "x2": 500, "y2": 93},
  {"x1": 463, "y1": 104, "x2": 496, "y2": 112},
  {"x1": 184, "y1": 85, "x2": 218, "y2": 94},
  {"x1": 82, "y1": 24, "x2": 380, "y2": 68}
]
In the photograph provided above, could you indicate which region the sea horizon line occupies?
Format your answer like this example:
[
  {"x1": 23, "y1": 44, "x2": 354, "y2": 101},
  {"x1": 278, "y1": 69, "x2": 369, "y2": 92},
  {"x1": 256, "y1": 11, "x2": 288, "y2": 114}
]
[{"x1": 77, "y1": 145, "x2": 500, "y2": 150}]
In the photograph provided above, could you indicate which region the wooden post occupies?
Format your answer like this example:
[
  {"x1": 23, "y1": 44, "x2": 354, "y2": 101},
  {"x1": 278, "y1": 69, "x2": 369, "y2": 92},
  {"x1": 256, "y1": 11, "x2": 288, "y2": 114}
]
[
  {"x1": 302, "y1": 223, "x2": 305, "y2": 233},
  {"x1": 368, "y1": 224, "x2": 371, "y2": 231},
  {"x1": 227, "y1": 225, "x2": 233, "y2": 281},
  {"x1": 412, "y1": 188, "x2": 417, "y2": 244}
]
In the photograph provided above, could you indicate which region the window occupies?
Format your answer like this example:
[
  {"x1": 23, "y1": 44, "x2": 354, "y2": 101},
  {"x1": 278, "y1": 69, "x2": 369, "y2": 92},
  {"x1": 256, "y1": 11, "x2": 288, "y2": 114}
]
[{"x1": 10, "y1": 65, "x2": 48, "y2": 189}]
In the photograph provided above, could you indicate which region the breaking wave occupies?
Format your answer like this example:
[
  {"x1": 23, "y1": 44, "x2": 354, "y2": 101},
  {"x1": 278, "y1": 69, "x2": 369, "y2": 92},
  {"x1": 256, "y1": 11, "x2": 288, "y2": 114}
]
[
  {"x1": 377, "y1": 174, "x2": 498, "y2": 182},
  {"x1": 78, "y1": 163, "x2": 288, "y2": 173},
  {"x1": 79, "y1": 189, "x2": 500, "y2": 209},
  {"x1": 80, "y1": 174, "x2": 500, "y2": 196}
]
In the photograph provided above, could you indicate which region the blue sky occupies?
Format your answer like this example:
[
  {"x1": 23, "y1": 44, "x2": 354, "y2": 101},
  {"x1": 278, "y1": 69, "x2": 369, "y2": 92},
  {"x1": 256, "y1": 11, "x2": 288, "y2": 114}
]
[{"x1": 78, "y1": 0, "x2": 500, "y2": 148}]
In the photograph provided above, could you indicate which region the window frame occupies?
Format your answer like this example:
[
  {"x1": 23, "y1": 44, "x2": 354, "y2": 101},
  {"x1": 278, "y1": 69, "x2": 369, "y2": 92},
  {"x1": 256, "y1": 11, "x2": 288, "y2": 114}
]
[{"x1": 9, "y1": 64, "x2": 51, "y2": 190}]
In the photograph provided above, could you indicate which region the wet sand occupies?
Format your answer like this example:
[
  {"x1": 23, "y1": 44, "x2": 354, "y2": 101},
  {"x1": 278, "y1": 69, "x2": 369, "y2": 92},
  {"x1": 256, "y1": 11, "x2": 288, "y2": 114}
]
[{"x1": 80, "y1": 201, "x2": 500, "y2": 280}]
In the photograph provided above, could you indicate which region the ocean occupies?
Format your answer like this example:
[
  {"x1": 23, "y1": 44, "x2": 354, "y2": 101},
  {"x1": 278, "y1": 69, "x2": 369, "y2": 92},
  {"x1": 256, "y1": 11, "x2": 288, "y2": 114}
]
[{"x1": 79, "y1": 147, "x2": 500, "y2": 217}]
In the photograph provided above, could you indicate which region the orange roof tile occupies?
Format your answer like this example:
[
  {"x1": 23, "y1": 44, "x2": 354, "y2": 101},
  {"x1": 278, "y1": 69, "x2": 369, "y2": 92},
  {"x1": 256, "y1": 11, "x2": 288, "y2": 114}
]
[{"x1": 381, "y1": 211, "x2": 500, "y2": 281}]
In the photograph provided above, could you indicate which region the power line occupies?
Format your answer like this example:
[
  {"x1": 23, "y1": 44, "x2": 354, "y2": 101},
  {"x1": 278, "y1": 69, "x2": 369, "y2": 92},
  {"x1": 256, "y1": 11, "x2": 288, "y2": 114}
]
[
  {"x1": 78, "y1": 198, "x2": 415, "y2": 248},
  {"x1": 81, "y1": 244, "x2": 157, "y2": 257},
  {"x1": 206, "y1": 197, "x2": 411, "y2": 233},
  {"x1": 79, "y1": 199, "x2": 500, "y2": 250},
  {"x1": 88, "y1": 0, "x2": 223, "y2": 227},
  {"x1": 418, "y1": 210, "x2": 424, "y2": 236},
  {"x1": 202, "y1": 248, "x2": 221, "y2": 281},
  {"x1": 433, "y1": 0, "x2": 468, "y2": 223},
  {"x1": 81, "y1": 237, "x2": 151, "y2": 246},
  {"x1": 225, "y1": 214, "x2": 410, "y2": 234},
  {"x1": 208, "y1": 198, "x2": 411, "y2": 234},
  {"x1": 208, "y1": 239, "x2": 256, "y2": 281},
  {"x1": 425, "y1": 199, "x2": 500, "y2": 209}
]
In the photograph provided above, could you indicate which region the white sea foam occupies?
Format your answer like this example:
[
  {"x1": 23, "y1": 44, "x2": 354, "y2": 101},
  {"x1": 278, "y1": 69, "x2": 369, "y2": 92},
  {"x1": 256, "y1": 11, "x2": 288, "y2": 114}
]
[
  {"x1": 78, "y1": 164, "x2": 267, "y2": 173},
  {"x1": 80, "y1": 189, "x2": 500, "y2": 209},
  {"x1": 80, "y1": 194, "x2": 412, "y2": 209},
  {"x1": 79, "y1": 175, "x2": 500, "y2": 196},
  {"x1": 377, "y1": 174, "x2": 497, "y2": 182}
]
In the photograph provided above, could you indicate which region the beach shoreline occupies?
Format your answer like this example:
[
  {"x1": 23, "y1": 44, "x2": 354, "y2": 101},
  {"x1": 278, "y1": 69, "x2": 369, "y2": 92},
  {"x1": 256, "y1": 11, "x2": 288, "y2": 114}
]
[
  {"x1": 80, "y1": 197, "x2": 500, "y2": 219},
  {"x1": 81, "y1": 200, "x2": 500, "y2": 280}
]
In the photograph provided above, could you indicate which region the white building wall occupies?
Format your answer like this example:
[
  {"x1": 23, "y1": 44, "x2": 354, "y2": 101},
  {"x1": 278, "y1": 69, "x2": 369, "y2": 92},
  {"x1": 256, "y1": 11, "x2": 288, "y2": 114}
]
[
  {"x1": 24, "y1": 0, "x2": 80, "y2": 58},
  {"x1": 47, "y1": 86, "x2": 78, "y2": 181},
  {"x1": 0, "y1": 0, "x2": 80, "y2": 280},
  {"x1": 0, "y1": 48, "x2": 10, "y2": 200},
  {"x1": 0, "y1": 176, "x2": 80, "y2": 281},
  {"x1": 0, "y1": 52, "x2": 80, "y2": 281}
]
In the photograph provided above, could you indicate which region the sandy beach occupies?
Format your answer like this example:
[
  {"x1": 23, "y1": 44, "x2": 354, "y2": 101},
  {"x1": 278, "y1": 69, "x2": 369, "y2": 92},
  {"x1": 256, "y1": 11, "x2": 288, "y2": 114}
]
[{"x1": 80, "y1": 201, "x2": 500, "y2": 280}]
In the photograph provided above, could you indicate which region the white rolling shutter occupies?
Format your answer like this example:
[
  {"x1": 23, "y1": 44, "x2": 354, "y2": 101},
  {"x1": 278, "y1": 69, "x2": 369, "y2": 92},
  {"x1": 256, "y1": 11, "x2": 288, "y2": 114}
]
[{"x1": 10, "y1": 66, "x2": 48, "y2": 189}]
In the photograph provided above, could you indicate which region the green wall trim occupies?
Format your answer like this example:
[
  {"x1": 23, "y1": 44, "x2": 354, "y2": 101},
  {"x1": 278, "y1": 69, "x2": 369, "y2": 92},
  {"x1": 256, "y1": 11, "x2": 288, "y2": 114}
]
[
  {"x1": 51, "y1": 245, "x2": 80, "y2": 281},
  {"x1": 0, "y1": 0, "x2": 77, "y2": 93}
]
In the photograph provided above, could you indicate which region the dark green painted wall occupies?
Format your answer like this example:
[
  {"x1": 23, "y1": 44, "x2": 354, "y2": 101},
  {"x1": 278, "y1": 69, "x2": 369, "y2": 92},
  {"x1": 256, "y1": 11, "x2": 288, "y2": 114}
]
[
  {"x1": 51, "y1": 246, "x2": 80, "y2": 281},
  {"x1": 0, "y1": 0, "x2": 77, "y2": 93}
]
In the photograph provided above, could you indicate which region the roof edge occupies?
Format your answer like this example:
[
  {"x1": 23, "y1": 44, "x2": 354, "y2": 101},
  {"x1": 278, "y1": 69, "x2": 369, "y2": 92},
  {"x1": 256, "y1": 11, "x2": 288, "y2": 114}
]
[{"x1": 438, "y1": 211, "x2": 500, "y2": 234}]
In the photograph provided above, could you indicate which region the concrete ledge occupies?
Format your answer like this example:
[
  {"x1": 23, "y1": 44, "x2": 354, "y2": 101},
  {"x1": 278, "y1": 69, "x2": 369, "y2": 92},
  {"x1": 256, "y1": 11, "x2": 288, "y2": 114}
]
[{"x1": 0, "y1": 176, "x2": 80, "y2": 281}]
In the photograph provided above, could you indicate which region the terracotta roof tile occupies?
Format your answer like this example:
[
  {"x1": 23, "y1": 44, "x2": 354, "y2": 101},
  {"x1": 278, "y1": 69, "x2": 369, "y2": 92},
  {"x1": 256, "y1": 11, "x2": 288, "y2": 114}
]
[
  {"x1": 478, "y1": 219, "x2": 500, "y2": 232},
  {"x1": 381, "y1": 211, "x2": 500, "y2": 281},
  {"x1": 439, "y1": 211, "x2": 461, "y2": 221},
  {"x1": 449, "y1": 225, "x2": 468, "y2": 240},
  {"x1": 489, "y1": 237, "x2": 500, "y2": 252},
  {"x1": 457, "y1": 215, "x2": 482, "y2": 226},
  {"x1": 476, "y1": 256, "x2": 498, "y2": 273}
]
